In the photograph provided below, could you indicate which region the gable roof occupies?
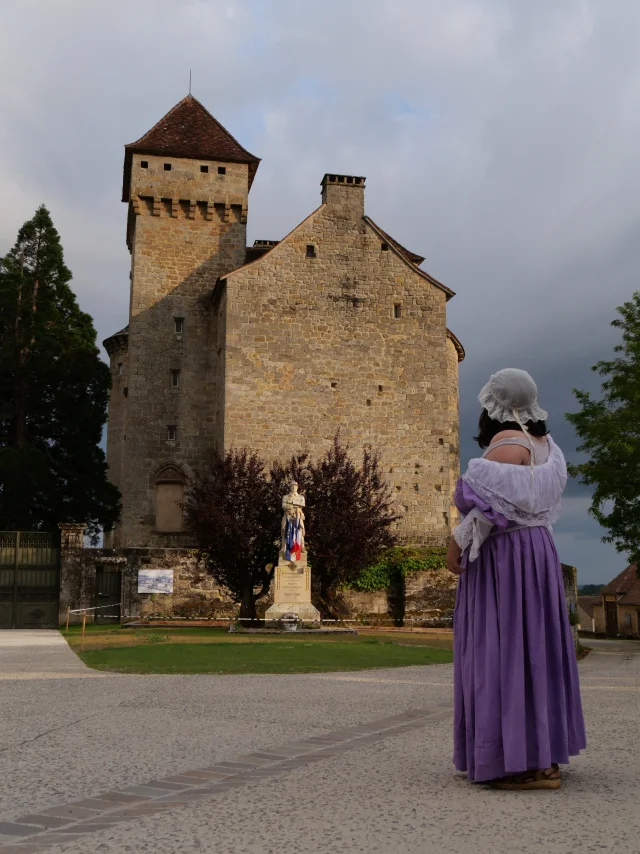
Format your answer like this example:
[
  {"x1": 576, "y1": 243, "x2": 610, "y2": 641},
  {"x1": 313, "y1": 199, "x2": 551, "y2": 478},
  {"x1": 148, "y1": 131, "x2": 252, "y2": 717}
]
[
  {"x1": 374, "y1": 225, "x2": 425, "y2": 265},
  {"x1": 577, "y1": 596, "x2": 600, "y2": 619},
  {"x1": 364, "y1": 217, "x2": 454, "y2": 299},
  {"x1": 122, "y1": 95, "x2": 260, "y2": 201},
  {"x1": 216, "y1": 206, "x2": 455, "y2": 302},
  {"x1": 602, "y1": 563, "x2": 640, "y2": 605}
]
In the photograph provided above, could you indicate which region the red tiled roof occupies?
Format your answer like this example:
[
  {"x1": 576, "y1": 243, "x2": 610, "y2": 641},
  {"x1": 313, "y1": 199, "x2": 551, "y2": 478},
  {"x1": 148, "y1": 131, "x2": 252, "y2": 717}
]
[
  {"x1": 602, "y1": 563, "x2": 640, "y2": 605},
  {"x1": 122, "y1": 95, "x2": 260, "y2": 201}
]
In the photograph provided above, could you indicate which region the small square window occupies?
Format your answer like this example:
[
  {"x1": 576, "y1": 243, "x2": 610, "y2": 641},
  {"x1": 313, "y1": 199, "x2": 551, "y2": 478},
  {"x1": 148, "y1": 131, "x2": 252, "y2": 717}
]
[
  {"x1": 331, "y1": 382, "x2": 337, "y2": 389},
  {"x1": 167, "y1": 425, "x2": 177, "y2": 441},
  {"x1": 200, "y1": 165, "x2": 209, "y2": 173},
  {"x1": 306, "y1": 245, "x2": 316, "y2": 258},
  {"x1": 164, "y1": 163, "x2": 172, "y2": 171},
  {"x1": 218, "y1": 166, "x2": 226, "y2": 175},
  {"x1": 394, "y1": 304, "x2": 402, "y2": 319},
  {"x1": 381, "y1": 242, "x2": 389, "y2": 251},
  {"x1": 174, "y1": 317, "x2": 184, "y2": 334},
  {"x1": 140, "y1": 161, "x2": 148, "y2": 169},
  {"x1": 171, "y1": 369, "x2": 180, "y2": 388}
]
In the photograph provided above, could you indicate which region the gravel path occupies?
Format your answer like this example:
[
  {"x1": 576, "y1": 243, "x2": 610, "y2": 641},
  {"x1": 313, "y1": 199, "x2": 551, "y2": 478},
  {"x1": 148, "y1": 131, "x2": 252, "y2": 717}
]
[{"x1": 0, "y1": 631, "x2": 637, "y2": 853}]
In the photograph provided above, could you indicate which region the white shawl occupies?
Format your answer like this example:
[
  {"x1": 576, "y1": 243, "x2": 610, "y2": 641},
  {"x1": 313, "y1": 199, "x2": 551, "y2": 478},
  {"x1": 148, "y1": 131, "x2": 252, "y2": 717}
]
[{"x1": 453, "y1": 437, "x2": 567, "y2": 562}]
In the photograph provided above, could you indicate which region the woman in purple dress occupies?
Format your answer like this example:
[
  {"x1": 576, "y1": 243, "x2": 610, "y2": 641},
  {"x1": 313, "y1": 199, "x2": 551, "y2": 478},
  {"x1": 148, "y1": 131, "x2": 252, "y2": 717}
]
[{"x1": 446, "y1": 369, "x2": 586, "y2": 790}]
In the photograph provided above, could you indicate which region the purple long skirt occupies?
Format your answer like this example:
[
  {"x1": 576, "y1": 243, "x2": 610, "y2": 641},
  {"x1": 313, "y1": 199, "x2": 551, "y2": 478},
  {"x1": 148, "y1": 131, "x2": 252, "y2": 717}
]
[{"x1": 453, "y1": 526, "x2": 587, "y2": 782}]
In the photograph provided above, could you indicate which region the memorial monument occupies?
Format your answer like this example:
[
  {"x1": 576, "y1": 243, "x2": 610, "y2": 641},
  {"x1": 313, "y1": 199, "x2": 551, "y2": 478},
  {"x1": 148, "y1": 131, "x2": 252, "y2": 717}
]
[{"x1": 264, "y1": 482, "x2": 321, "y2": 624}]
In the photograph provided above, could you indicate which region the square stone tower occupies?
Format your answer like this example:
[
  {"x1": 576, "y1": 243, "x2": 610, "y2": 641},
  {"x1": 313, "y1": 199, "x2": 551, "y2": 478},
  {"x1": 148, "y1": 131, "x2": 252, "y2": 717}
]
[{"x1": 104, "y1": 96, "x2": 260, "y2": 547}]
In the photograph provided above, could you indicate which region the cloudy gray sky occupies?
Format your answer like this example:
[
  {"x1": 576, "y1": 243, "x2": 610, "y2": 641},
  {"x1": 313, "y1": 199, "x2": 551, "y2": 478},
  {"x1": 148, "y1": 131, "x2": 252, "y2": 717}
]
[{"x1": 1, "y1": 0, "x2": 636, "y2": 584}]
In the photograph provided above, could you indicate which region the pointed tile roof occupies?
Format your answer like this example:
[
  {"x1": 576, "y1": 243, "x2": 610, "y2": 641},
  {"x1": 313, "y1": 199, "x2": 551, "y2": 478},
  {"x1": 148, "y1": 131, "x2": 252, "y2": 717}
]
[
  {"x1": 122, "y1": 95, "x2": 260, "y2": 201},
  {"x1": 602, "y1": 563, "x2": 640, "y2": 605}
]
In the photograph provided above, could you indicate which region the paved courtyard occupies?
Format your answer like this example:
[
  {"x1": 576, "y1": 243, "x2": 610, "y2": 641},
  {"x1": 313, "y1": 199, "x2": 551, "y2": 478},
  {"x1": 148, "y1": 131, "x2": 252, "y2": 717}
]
[{"x1": 0, "y1": 631, "x2": 638, "y2": 853}]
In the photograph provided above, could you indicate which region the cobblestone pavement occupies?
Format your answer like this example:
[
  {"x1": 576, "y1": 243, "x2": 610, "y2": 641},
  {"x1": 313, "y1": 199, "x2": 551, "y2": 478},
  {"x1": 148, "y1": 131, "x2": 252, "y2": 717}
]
[{"x1": 0, "y1": 632, "x2": 638, "y2": 853}]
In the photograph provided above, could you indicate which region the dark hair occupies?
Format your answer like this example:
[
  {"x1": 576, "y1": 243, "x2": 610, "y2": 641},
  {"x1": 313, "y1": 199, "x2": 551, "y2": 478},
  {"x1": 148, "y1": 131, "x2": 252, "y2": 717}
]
[{"x1": 474, "y1": 409, "x2": 549, "y2": 450}]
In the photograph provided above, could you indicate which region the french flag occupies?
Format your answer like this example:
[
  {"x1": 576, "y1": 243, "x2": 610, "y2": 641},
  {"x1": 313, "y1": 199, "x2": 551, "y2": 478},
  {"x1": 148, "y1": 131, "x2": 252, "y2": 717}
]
[{"x1": 286, "y1": 518, "x2": 303, "y2": 561}]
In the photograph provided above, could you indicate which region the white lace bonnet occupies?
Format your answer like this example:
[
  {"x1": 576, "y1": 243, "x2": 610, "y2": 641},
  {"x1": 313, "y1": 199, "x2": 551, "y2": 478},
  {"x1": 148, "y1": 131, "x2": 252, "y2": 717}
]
[
  {"x1": 479, "y1": 369, "x2": 548, "y2": 478},
  {"x1": 478, "y1": 368, "x2": 547, "y2": 425}
]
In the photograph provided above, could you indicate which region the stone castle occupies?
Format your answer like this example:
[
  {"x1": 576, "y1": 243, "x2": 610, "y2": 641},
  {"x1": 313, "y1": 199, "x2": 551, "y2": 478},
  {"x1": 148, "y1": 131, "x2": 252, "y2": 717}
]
[{"x1": 103, "y1": 95, "x2": 464, "y2": 550}]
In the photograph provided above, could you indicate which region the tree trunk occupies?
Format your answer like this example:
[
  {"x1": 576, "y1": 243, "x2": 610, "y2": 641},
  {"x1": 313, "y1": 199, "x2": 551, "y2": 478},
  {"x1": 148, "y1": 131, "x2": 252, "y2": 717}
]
[{"x1": 239, "y1": 585, "x2": 257, "y2": 622}]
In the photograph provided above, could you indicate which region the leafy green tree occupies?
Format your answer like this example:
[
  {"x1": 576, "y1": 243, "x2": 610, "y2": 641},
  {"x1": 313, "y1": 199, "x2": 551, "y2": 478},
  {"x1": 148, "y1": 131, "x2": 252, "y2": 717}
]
[
  {"x1": 0, "y1": 206, "x2": 120, "y2": 540},
  {"x1": 566, "y1": 292, "x2": 640, "y2": 566}
]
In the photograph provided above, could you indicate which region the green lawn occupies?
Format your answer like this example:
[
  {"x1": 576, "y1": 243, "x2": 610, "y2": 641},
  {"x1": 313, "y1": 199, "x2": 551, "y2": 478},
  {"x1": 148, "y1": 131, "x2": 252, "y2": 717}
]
[{"x1": 74, "y1": 634, "x2": 452, "y2": 675}]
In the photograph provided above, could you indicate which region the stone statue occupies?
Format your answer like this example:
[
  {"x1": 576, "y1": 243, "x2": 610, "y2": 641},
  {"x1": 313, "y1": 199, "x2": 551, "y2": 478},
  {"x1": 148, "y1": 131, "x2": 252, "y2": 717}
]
[
  {"x1": 266, "y1": 480, "x2": 320, "y2": 623},
  {"x1": 280, "y1": 481, "x2": 305, "y2": 561}
]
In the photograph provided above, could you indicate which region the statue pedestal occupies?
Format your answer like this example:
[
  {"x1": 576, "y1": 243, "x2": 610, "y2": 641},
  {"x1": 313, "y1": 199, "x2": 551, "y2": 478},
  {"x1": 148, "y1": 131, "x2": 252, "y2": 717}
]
[{"x1": 264, "y1": 555, "x2": 321, "y2": 623}]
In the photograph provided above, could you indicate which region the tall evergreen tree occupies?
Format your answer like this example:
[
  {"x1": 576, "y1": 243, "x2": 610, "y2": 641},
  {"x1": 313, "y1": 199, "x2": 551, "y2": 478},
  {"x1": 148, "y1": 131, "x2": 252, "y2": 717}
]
[
  {"x1": 0, "y1": 205, "x2": 120, "y2": 540},
  {"x1": 566, "y1": 292, "x2": 640, "y2": 566}
]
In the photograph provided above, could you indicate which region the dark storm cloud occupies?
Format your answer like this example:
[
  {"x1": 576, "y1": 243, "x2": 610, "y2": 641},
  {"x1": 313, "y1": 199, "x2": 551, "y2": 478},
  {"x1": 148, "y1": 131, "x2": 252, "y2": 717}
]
[{"x1": 1, "y1": 0, "x2": 637, "y2": 582}]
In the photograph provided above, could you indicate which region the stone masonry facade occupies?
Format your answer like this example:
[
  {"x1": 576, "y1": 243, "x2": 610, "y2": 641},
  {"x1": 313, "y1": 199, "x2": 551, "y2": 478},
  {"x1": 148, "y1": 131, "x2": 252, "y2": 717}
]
[{"x1": 103, "y1": 95, "x2": 464, "y2": 551}]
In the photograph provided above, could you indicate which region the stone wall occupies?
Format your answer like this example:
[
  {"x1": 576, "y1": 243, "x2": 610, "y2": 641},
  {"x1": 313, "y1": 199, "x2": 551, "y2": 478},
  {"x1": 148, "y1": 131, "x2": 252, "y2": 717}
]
[
  {"x1": 221, "y1": 176, "x2": 460, "y2": 546},
  {"x1": 561, "y1": 563, "x2": 579, "y2": 650},
  {"x1": 60, "y1": 546, "x2": 239, "y2": 625}
]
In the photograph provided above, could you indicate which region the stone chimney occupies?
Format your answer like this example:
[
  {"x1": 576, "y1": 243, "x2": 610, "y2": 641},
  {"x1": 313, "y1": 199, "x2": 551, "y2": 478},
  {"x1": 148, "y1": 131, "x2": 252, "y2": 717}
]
[{"x1": 321, "y1": 173, "x2": 366, "y2": 217}]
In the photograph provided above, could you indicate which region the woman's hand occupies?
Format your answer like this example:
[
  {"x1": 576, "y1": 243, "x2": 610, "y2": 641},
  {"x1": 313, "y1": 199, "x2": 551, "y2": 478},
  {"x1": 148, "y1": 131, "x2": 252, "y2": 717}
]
[{"x1": 446, "y1": 537, "x2": 463, "y2": 575}]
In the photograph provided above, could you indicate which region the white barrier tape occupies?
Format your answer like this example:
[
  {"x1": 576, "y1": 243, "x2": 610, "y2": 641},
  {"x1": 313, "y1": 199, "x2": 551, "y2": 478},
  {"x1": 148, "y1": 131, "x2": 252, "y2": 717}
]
[{"x1": 69, "y1": 603, "x2": 121, "y2": 614}]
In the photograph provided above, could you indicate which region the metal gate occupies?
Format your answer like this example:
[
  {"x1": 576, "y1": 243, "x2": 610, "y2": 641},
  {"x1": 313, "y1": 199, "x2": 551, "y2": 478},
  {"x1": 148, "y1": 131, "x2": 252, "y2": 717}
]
[
  {"x1": 95, "y1": 568, "x2": 121, "y2": 624},
  {"x1": 0, "y1": 532, "x2": 60, "y2": 629}
]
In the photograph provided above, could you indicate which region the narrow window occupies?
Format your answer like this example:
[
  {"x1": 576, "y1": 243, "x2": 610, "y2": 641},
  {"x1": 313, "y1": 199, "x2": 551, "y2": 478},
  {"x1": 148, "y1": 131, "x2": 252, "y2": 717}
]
[
  {"x1": 171, "y1": 370, "x2": 180, "y2": 388},
  {"x1": 378, "y1": 385, "x2": 383, "y2": 393},
  {"x1": 394, "y1": 304, "x2": 402, "y2": 319},
  {"x1": 439, "y1": 438, "x2": 444, "y2": 445},
  {"x1": 164, "y1": 163, "x2": 172, "y2": 171},
  {"x1": 218, "y1": 166, "x2": 226, "y2": 175},
  {"x1": 381, "y1": 242, "x2": 389, "y2": 251},
  {"x1": 366, "y1": 399, "x2": 372, "y2": 406},
  {"x1": 167, "y1": 425, "x2": 177, "y2": 442},
  {"x1": 117, "y1": 362, "x2": 123, "y2": 376},
  {"x1": 200, "y1": 164, "x2": 209, "y2": 173},
  {"x1": 174, "y1": 317, "x2": 184, "y2": 334},
  {"x1": 140, "y1": 160, "x2": 148, "y2": 169},
  {"x1": 123, "y1": 387, "x2": 128, "y2": 398},
  {"x1": 306, "y1": 244, "x2": 316, "y2": 258}
]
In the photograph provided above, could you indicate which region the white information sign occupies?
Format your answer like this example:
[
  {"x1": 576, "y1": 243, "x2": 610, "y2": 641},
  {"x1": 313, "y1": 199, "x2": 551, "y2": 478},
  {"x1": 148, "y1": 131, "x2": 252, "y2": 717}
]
[{"x1": 137, "y1": 568, "x2": 174, "y2": 594}]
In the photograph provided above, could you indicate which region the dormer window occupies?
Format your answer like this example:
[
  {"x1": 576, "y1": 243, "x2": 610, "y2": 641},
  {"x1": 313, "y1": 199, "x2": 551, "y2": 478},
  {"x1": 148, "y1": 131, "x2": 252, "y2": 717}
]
[{"x1": 164, "y1": 163, "x2": 172, "y2": 171}]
